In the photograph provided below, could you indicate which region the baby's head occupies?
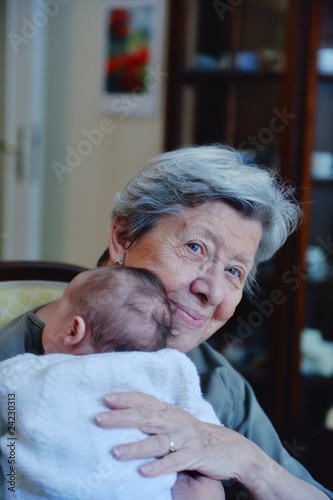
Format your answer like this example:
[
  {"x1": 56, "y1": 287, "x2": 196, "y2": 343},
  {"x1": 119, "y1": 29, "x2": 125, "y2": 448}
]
[{"x1": 42, "y1": 266, "x2": 173, "y2": 355}]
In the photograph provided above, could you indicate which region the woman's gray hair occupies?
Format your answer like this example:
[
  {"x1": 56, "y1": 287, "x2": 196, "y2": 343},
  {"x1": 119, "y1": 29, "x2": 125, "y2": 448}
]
[{"x1": 112, "y1": 145, "x2": 302, "y2": 294}]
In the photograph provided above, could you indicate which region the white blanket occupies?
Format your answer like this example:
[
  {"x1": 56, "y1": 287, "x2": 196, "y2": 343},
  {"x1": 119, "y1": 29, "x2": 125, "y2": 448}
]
[{"x1": 0, "y1": 348, "x2": 220, "y2": 500}]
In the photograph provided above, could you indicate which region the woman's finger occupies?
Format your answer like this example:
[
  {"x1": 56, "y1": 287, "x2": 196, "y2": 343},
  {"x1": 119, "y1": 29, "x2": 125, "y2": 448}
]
[
  {"x1": 96, "y1": 405, "x2": 183, "y2": 433},
  {"x1": 111, "y1": 424, "x2": 220, "y2": 462},
  {"x1": 112, "y1": 431, "x2": 192, "y2": 460},
  {"x1": 139, "y1": 449, "x2": 192, "y2": 477},
  {"x1": 102, "y1": 391, "x2": 168, "y2": 410},
  {"x1": 96, "y1": 395, "x2": 191, "y2": 433}
]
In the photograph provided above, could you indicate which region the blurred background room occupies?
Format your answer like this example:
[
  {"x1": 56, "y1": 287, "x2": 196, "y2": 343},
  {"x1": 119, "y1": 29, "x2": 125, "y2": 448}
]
[{"x1": 0, "y1": 0, "x2": 332, "y2": 489}]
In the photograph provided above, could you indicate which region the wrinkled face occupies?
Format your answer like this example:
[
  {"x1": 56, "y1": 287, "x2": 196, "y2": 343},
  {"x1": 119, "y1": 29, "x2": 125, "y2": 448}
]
[{"x1": 118, "y1": 201, "x2": 262, "y2": 352}]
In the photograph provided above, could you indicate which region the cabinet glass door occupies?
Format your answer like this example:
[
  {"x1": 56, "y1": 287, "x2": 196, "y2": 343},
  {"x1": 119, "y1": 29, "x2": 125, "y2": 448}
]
[
  {"x1": 299, "y1": 0, "x2": 333, "y2": 488},
  {"x1": 181, "y1": 0, "x2": 289, "y2": 170}
]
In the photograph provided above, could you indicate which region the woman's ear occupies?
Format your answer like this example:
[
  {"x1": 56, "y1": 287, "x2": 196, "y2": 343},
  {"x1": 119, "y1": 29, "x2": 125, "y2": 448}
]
[
  {"x1": 63, "y1": 316, "x2": 87, "y2": 347},
  {"x1": 109, "y1": 216, "x2": 128, "y2": 263}
]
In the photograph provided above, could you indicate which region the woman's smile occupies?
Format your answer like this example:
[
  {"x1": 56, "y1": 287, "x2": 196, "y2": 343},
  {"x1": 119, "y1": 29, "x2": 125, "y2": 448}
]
[{"x1": 170, "y1": 300, "x2": 209, "y2": 329}]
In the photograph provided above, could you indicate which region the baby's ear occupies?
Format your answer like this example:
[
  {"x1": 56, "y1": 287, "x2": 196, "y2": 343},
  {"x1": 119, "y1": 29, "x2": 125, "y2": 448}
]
[{"x1": 64, "y1": 316, "x2": 87, "y2": 346}]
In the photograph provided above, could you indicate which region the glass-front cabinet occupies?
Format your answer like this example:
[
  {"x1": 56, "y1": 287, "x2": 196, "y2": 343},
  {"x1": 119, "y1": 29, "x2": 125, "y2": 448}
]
[
  {"x1": 165, "y1": 0, "x2": 333, "y2": 489},
  {"x1": 299, "y1": 0, "x2": 333, "y2": 486},
  {"x1": 172, "y1": 0, "x2": 289, "y2": 167}
]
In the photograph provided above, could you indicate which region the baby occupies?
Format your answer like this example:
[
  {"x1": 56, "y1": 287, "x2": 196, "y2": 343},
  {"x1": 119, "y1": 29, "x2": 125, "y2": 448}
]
[
  {"x1": 41, "y1": 265, "x2": 174, "y2": 355},
  {"x1": 0, "y1": 266, "x2": 221, "y2": 500}
]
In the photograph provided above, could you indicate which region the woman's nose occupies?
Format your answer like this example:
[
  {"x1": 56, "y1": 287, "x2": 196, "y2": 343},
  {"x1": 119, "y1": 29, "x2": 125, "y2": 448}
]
[{"x1": 190, "y1": 268, "x2": 226, "y2": 307}]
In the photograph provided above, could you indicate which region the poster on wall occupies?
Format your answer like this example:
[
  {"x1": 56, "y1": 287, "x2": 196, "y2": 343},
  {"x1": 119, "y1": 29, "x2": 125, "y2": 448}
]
[{"x1": 99, "y1": 0, "x2": 166, "y2": 117}]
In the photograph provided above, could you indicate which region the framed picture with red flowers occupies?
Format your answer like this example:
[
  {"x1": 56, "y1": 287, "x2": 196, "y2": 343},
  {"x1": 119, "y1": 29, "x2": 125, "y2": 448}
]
[{"x1": 99, "y1": 0, "x2": 167, "y2": 117}]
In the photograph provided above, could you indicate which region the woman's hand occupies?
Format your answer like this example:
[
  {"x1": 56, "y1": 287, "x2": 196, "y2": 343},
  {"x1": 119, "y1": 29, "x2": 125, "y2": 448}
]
[
  {"x1": 172, "y1": 472, "x2": 225, "y2": 500},
  {"x1": 95, "y1": 391, "x2": 257, "y2": 482},
  {"x1": 95, "y1": 392, "x2": 330, "y2": 500}
]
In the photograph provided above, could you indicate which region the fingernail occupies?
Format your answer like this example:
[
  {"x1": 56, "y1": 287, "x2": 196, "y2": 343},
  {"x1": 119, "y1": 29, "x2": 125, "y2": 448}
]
[
  {"x1": 112, "y1": 447, "x2": 121, "y2": 458},
  {"x1": 112, "y1": 446, "x2": 129, "y2": 460},
  {"x1": 105, "y1": 394, "x2": 118, "y2": 403},
  {"x1": 95, "y1": 413, "x2": 106, "y2": 424},
  {"x1": 139, "y1": 463, "x2": 152, "y2": 475}
]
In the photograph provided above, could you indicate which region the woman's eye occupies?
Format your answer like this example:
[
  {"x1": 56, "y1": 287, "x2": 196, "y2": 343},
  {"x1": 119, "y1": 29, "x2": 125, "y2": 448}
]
[
  {"x1": 227, "y1": 267, "x2": 240, "y2": 277},
  {"x1": 187, "y1": 243, "x2": 202, "y2": 253}
]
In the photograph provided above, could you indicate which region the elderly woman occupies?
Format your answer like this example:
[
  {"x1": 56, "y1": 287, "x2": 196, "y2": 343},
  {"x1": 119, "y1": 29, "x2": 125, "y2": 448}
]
[{"x1": 1, "y1": 145, "x2": 332, "y2": 499}]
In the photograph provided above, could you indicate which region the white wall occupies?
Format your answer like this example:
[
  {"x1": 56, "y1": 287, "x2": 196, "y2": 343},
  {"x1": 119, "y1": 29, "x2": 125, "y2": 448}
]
[{"x1": 42, "y1": 0, "x2": 168, "y2": 268}]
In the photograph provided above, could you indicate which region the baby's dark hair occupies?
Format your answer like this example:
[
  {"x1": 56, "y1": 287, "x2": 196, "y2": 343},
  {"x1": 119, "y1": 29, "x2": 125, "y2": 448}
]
[
  {"x1": 96, "y1": 248, "x2": 110, "y2": 267},
  {"x1": 66, "y1": 266, "x2": 173, "y2": 353}
]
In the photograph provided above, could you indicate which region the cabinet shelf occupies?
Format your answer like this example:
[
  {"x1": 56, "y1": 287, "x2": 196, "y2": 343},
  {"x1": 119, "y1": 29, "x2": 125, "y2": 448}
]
[
  {"x1": 318, "y1": 72, "x2": 333, "y2": 81},
  {"x1": 307, "y1": 275, "x2": 333, "y2": 286},
  {"x1": 311, "y1": 177, "x2": 333, "y2": 186},
  {"x1": 183, "y1": 68, "x2": 284, "y2": 85},
  {"x1": 301, "y1": 374, "x2": 333, "y2": 384}
]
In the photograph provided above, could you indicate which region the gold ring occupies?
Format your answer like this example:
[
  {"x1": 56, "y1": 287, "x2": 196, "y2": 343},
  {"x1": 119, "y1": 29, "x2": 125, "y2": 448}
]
[{"x1": 166, "y1": 434, "x2": 176, "y2": 453}]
